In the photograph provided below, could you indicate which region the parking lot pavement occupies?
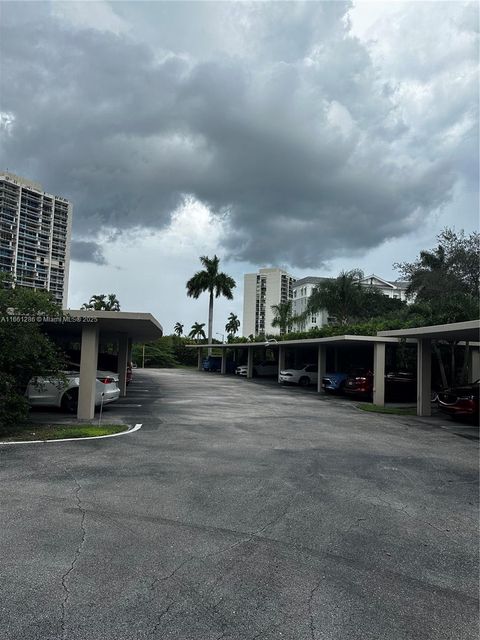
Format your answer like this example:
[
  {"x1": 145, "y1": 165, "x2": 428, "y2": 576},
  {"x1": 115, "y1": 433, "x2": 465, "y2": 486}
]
[{"x1": 1, "y1": 369, "x2": 478, "y2": 640}]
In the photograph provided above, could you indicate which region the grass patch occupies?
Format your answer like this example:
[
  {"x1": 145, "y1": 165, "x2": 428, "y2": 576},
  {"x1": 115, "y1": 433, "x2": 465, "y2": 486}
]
[
  {"x1": 357, "y1": 403, "x2": 417, "y2": 416},
  {"x1": 0, "y1": 423, "x2": 129, "y2": 442}
]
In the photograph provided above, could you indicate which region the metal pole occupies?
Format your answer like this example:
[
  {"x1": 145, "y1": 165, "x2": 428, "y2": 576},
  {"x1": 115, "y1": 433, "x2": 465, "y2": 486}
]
[
  {"x1": 98, "y1": 392, "x2": 104, "y2": 426},
  {"x1": 142, "y1": 344, "x2": 145, "y2": 368}
]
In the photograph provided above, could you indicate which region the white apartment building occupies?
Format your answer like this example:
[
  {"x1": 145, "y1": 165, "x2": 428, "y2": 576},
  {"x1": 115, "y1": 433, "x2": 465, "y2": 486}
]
[
  {"x1": 243, "y1": 267, "x2": 295, "y2": 337},
  {"x1": 357, "y1": 274, "x2": 409, "y2": 301},
  {"x1": 292, "y1": 273, "x2": 410, "y2": 332},
  {"x1": 292, "y1": 276, "x2": 332, "y2": 332},
  {"x1": 0, "y1": 172, "x2": 73, "y2": 307}
]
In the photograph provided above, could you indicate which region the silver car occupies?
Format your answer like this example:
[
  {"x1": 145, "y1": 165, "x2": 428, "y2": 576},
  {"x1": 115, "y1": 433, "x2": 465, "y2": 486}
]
[{"x1": 26, "y1": 370, "x2": 120, "y2": 413}]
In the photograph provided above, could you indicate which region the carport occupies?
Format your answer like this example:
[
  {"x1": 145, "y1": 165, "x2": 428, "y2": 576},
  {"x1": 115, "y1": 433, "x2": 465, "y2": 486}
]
[
  {"x1": 378, "y1": 320, "x2": 480, "y2": 417},
  {"x1": 40, "y1": 310, "x2": 163, "y2": 420},
  {"x1": 188, "y1": 335, "x2": 407, "y2": 406}
]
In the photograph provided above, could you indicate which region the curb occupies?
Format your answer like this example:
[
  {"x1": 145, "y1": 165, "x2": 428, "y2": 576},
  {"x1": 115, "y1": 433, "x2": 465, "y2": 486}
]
[{"x1": 0, "y1": 423, "x2": 142, "y2": 445}]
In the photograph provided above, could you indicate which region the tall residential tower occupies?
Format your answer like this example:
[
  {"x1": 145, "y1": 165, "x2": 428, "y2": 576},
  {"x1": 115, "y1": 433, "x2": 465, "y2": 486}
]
[
  {"x1": 0, "y1": 172, "x2": 73, "y2": 307},
  {"x1": 243, "y1": 267, "x2": 295, "y2": 337}
]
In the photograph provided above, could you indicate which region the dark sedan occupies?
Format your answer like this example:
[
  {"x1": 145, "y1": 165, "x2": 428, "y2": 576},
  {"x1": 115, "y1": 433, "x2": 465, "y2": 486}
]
[
  {"x1": 344, "y1": 368, "x2": 374, "y2": 397},
  {"x1": 438, "y1": 380, "x2": 480, "y2": 420}
]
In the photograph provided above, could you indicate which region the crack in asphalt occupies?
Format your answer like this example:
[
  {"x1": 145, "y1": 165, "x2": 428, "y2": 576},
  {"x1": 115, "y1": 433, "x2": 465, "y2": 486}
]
[
  {"x1": 145, "y1": 499, "x2": 296, "y2": 639},
  {"x1": 60, "y1": 471, "x2": 87, "y2": 640},
  {"x1": 373, "y1": 495, "x2": 455, "y2": 541},
  {"x1": 147, "y1": 599, "x2": 176, "y2": 638}
]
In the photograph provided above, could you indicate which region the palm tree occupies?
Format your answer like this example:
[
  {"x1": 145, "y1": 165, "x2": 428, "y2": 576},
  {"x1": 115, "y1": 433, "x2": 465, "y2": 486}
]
[
  {"x1": 81, "y1": 293, "x2": 121, "y2": 311},
  {"x1": 188, "y1": 322, "x2": 207, "y2": 341},
  {"x1": 186, "y1": 255, "x2": 236, "y2": 345},
  {"x1": 271, "y1": 300, "x2": 294, "y2": 335},
  {"x1": 174, "y1": 322, "x2": 184, "y2": 337},
  {"x1": 225, "y1": 312, "x2": 240, "y2": 337},
  {"x1": 307, "y1": 270, "x2": 364, "y2": 325}
]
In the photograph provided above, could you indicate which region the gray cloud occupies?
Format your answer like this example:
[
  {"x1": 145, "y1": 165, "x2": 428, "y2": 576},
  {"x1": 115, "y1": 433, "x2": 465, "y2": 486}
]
[
  {"x1": 70, "y1": 240, "x2": 107, "y2": 265},
  {"x1": 0, "y1": 1, "x2": 477, "y2": 267}
]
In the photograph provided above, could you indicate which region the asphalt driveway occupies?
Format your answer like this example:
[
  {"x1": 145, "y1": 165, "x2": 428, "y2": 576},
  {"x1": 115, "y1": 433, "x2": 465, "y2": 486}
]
[{"x1": 1, "y1": 368, "x2": 478, "y2": 640}]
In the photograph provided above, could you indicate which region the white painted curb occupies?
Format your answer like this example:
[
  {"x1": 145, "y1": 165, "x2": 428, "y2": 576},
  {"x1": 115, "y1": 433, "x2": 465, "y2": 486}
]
[{"x1": 0, "y1": 423, "x2": 142, "y2": 445}]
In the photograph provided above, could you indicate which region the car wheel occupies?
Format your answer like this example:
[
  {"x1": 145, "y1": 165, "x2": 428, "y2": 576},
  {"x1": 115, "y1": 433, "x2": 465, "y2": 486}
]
[
  {"x1": 298, "y1": 376, "x2": 310, "y2": 386},
  {"x1": 61, "y1": 389, "x2": 78, "y2": 413}
]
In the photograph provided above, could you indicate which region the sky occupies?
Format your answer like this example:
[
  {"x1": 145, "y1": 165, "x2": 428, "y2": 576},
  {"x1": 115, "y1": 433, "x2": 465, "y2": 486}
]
[{"x1": 1, "y1": 1, "x2": 478, "y2": 337}]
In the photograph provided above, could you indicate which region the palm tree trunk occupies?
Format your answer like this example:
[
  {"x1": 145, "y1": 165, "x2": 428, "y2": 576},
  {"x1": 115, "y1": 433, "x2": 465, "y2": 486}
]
[{"x1": 208, "y1": 290, "x2": 214, "y2": 355}]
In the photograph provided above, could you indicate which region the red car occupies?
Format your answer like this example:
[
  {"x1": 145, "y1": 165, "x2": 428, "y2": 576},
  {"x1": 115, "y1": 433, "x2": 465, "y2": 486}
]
[
  {"x1": 438, "y1": 380, "x2": 479, "y2": 420},
  {"x1": 344, "y1": 368, "x2": 373, "y2": 397}
]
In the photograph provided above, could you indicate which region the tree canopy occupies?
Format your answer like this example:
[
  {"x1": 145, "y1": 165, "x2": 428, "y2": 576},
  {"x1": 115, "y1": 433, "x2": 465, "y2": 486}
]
[
  {"x1": 395, "y1": 228, "x2": 479, "y2": 324},
  {"x1": 186, "y1": 255, "x2": 236, "y2": 345},
  {"x1": 225, "y1": 312, "x2": 240, "y2": 337},
  {"x1": 0, "y1": 278, "x2": 64, "y2": 431},
  {"x1": 82, "y1": 293, "x2": 121, "y2": 311},
  {"x1": 174, "y1": 322, "x2": 184, "y2": 337},
  {"x1": 271, "y1": 300, "x2": 295, "y2": 334},
  {"x1": 188, "y1": 322, "x2": 207, "y2": 341},
  {"x1": 306, "y1": 270, "x2": 405, "y2": 325}
]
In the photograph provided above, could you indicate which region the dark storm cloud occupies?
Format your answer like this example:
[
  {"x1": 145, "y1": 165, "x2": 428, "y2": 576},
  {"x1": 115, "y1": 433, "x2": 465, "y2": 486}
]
[
  {"x1": 0, "y1": 1, "x2": 477, "y2": 266},
  {"x1": 70, "y1": 240, "x2": 107, "y2": 265}
]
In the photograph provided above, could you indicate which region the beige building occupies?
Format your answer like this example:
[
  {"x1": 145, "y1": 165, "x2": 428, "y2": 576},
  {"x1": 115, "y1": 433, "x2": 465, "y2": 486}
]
[
  {"x1": 243, "y1": 267, "x2": 295, "y2": 337},
  {"x1": 0, "y1": 172, "x2": 73, "y2": 307}
]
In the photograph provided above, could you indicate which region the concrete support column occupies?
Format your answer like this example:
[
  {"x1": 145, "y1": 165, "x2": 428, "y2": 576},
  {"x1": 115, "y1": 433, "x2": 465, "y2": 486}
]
[
  {"x1": 77, "y1": 324, "x2": 100, "y2": 420},
  {"x1": 334, "y1": 347, "x2": 339, "y2": 372},
  {"x1": 373, "y1": 342, "x2": 386, "y2": 407},
  {"x1": 317, "y1": 345, "x2": 326, "y2": 393},
  {"x1": 278, "y1": 346, "x2": 285, "y2": 382},
  {"x1": 221, "y1": 350, "x2": 227, "y2": 374},
  {"x1": 118, "y1": 333, "x2": 129, "y2": 397},
  {"x1": 468, "y1": 349, "x2": 480, "y2": 383},
  {"x1": 247, "y1": 347, "x2": 254, "y2": 379},
  {"x1": 417, "y1": 339, "x2": 432, "y2": 417},
  {"x1": 127, "y1": 338, "x2": 133, "y2": 366},
  {"x1": 197, "y1": 348, "x2": 204, "y2": 371}
]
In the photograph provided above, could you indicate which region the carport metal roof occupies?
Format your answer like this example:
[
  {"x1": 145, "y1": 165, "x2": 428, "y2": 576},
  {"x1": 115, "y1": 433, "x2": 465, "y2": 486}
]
[
  {"x1": 378, "y1": 320, "x2": 480, "y2": 343},
  {"x1": 187, "y1": 335, "x2": 402, "y2": 349},
  {"x1": 41, "y1": 309, "x2": 163, "y2": 341}
]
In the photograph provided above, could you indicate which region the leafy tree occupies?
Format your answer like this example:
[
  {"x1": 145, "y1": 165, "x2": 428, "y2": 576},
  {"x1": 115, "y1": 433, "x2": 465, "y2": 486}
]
[
  {"x1": 174, "y1": 322, "x2": 184, "y2": 337},
  {"x1": 307, "y1": 270, "x2": 365, "y2": 325},
  {"x1": 188, "y1": 322, "x2": 207, "y2": 341},
  {"x1": 271, "y1": 300, "x2": 295, "y2": 334},
  {"x1": 394, "y1": 228, "x2": 479, "y2": 323},
  {"x1": 225, "y1": 312, "x2": 240, "y2": 337},
  {"x1": 186, "y1": 255, "x2": 236, "y2": 344},
  {"x1": 395, "y1": 228, "x2": 480, "y2": 386},
  {"x1": 132, "y1": 338, "x2": 178, "y2": 368},
  {"x1": 81, "y1": 293, "x2": 121, "y2": 311},
  {"x1": 0, "y1": 277, "x2": 64, "y2": 432}
]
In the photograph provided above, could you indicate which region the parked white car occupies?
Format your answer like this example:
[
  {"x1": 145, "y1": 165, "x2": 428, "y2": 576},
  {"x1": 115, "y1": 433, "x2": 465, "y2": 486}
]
[
  {"x1": 236, "y1": 361, "x2": 278, "y2": 377},
  {"x1": 25, "y1": 370, "x2": 120, "y2": 413},
  {"x1": 279, "y1": 364, "x2": 318, "y2": 386}
]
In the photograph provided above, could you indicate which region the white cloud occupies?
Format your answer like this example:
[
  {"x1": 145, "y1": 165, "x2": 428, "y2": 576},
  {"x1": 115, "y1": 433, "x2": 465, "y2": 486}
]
[{"x1": 51, "y1": 1, "x2": 128, "y2": 35}]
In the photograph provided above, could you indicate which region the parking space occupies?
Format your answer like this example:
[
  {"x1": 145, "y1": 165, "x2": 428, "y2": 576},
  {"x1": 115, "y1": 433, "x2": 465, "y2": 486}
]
[{"x1": 3, "y1": 368, "x2": 478, "y2": 640}]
